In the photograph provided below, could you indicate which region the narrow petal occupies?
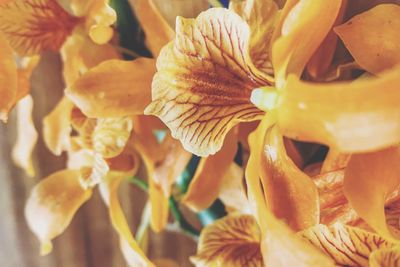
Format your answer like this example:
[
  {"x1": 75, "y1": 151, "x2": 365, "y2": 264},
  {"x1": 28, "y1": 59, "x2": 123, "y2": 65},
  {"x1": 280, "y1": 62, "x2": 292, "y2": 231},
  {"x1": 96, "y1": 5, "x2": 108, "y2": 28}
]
[
  {"x1": 299, "y1": 223, "x2": 396, "y2": 266},
  {"x1": 277, "y1": 68, "x2": 400, "y2": 153},
  {"x1": 182, "y1": 131, "x2": 237, "y2": 211},
  {"x1": 25, "y1": 169, "x2": 92, "y2": 255},
  {"x1": 260, "y1": 124, "x2": 319, "y2": 230},
  {"x1": 144, "y1": 8, "x2": 267, "y2": 157},
  {"x1": 12, "y1": 95, "x2": 38, "y2": 177},
  {"x1": 0, "y1": 0, "x2": 81, "y2": 55},
  {"x1": 191, "y1": 214, "x2": 263, "y2": 267},
  {"x1": 132, "y1": 0, "x2": 174, "y2": 56},
  {"x1": 334, "y1": 4, "x2": 400, "y2": 75},
  {"x1": 43, "y1": 97, "x2": 74, "y2": 155},
  {"x1": 106, "y1": 176, "x2": 154, "y2": 267},
  {"x1": 0, "y1": 33, "x2": 17, "y2": 121},
  {"x1": 370, "y1": 248, "x2": 400, "y2": 267},
  {"x1": 66, "y1": 58, "x2": 155, "y2": 118},
  {"x1": 229, "y1": 0, "x2": 278, "y2": 75},
  {"x1": 15, "y1": 55, "x2": 40, "y2": 101},
  {"x1": 272, "y1": 0, "x2": 342, "y2": 87},
  {"x1": 344, "y1": 147, "x2": 400, "y2": 238}
]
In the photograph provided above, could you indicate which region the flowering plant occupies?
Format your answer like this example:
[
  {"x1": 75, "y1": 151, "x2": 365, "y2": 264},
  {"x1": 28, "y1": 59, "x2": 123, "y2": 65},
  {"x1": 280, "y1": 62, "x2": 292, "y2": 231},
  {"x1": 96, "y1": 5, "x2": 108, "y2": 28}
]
[{"x1": 1, "y1": 0, "x2": 400, "y2": 266}]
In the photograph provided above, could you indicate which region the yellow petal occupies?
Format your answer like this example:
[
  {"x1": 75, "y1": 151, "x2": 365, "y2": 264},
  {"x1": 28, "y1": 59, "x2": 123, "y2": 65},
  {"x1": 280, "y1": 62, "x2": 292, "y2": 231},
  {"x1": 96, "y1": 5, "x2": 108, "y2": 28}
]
[
  {"x1": 334, "y1": 4, "x2": 400, "y2": 75},
  {"x1": 106, "y1": 176, "x2": 154, "y2": 267},
  {"x1": 12, "y1": 95, "x2": 38, "y2": 177},
  {"x1": 299, "y1": 223, "x2": 396, "y2": 266},
  {"x1": 277, "y1": 68, "x2": 400, "y2": 153},
  {"x1": 229, "y1": 0, "x2": 278, "y2": 75},
  {"x1": 145, "y1": 8, "x2": 270, "y2": 157},
  {"x1": 132, "y1": 0, "x2": 174, "y2": 56},
  {"x1": 182, "y1": 131, "x2": 237, "y2": 211},
  {"x1": 0, "y1": 33, "x2": 17, "y2": 121},
  {"x1": 321, "y1": 149, "x2": 350, "y2": 174},
  {"x1": 272, "y1": 0, "x2": 343, "y2": 87},
  {"x1": 43, "y1": 97, "x2": 74, "y2": 155},
  {"x1": 344, "y1": 147, "x2": 400, "y2": 238},
  {"x1": 85, "y1": 0, "x2": 116, "y2": 45},
  {"x1": 66, "y1": 58, "x2": 155, "y2": 118},
  {"x1": 260, "y1": 124, "x2": 319, "y2": 230},
  {"x1": 61, "y1": 28, "x2": 120, "y2": 86},
  {"x1": 191, "y1": 214, "x2": 263, "y2": 267},
  {"x1": 370, "y1": 248, "x2": 400, "y2": 267},
  {"x1": 0, "y1": 0, "x2": 81, "y2": 56},
  {"x1": 93, "y1": 117, "x2": 133, "y2": 158},
  {"x1": 25, "y1": 169, "x2": 92, "y2": 255}
]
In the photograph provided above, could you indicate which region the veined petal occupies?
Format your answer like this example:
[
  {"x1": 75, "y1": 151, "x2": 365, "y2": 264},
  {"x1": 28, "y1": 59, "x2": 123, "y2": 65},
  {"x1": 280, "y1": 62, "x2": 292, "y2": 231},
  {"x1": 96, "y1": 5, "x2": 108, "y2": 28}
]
[
  {"x1": 370, "y1": 248, "x2": 400, "y2": 267},
  {"x1": 229, "y1": 0, "x2": 278, "y2": 75},
  {"x1": 0, "y1": 0, "x2": 81, "y2": 55},
  {"x1": 182, "y1": 131, "x2": 237, "y2": 211},
  {"x1": 93, "y1": 117, "x2": 133, "y2": 158},
  {"x1": 299, "y1": 223, "x2": 396, "y2": 266},
  {"x1": 272, "y1": 0, "x2": 342, "y2": 87},
  {"x1": 66, "y1": 58, "x2": 155, "y2": 118},
  {"x1": 144, "y1": 8, "x2": 267, "y2": 157},
  {"x1": 191, "y1": 214, "x2": 263, "y2": 267},
  {"x1": 132, "y1": 0, "x2": 174, "y2": 56},
  {"x1": 43, "y1": 97, "x2": 74, "y2": 155},
  {"x1": 277, "y1": 68, "x2": 400, "y2": 153},
  {"x1": 105, "y1": 176, "x2": 154, "y2": 267},
  {"x1": 334, "y1": 4, "x2": 400, "y2": 75},
  {"x1": 12, "y1": 95, "x2": 38, "y2": 177},
  {"x1": 25, "y1": 169, "x2": 92, "y2": 255},
  {"x1": 0, "y1": 33, "x2": 17, "y2": 121},
  {"x1": 344, "y1": 147, "x2": 400, "y2": 238},
  {"x1": 260, "y1": 124, "x2": 319, "y2": 230}
]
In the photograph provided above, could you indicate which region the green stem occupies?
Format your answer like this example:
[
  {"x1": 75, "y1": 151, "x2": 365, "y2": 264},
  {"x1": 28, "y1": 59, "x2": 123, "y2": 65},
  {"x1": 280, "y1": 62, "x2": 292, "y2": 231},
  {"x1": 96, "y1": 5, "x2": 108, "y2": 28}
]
[
  {"x1": 208, "y1": 0, "x2": 224, "y2": 7},
  {"x1": 127, "y1": 176, "x2": 199, "y2": 238}
]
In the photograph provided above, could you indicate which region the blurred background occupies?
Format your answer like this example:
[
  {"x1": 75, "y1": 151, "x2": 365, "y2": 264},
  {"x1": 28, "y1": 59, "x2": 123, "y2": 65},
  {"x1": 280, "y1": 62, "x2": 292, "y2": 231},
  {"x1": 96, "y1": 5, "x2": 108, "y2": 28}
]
[{"x1": 0, "y1": 1, "x2": 217, "y2": 266}]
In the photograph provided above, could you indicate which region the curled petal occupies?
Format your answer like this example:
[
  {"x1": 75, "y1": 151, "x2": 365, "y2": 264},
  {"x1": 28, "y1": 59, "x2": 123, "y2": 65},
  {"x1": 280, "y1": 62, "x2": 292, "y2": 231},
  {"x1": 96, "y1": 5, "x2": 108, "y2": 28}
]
[
  {"x1": 299, "y1": 223, "x2": 396, "y2": 266},
  {"x1": 335, "y1": 4, "x2": 400, "y2": 75},
  {"x1": 191, "y1": 214, "x2": 263, "y2": 267},
  {"x1": 277, "y1": 68, "x2": 400, "y2": 153},
  {"x1": 272, "y1": 0, "x2": 342, "y2": 87},
  {"x1": 43, "y1": 97, "x2": 74, "y2": 155},
  {"x1": 86, "y1": 0, "x2": 116, "y2": 45},
  {"x1": 0, "y1": 0, "x2": 81, "y2": 55},
  {"x1": 132, "y1": 0, "x2": 174, "y2": 56},
  {"x1": 12, "y1": 95, "x2": 38, "y2": 176},
  {"x1": 182, "y1": 131, "x2": 237, "y2": 211},
  {"x1": 66, "y1": 58, "x2": 155, "y2": 118},
  {"x1": 260, "y1": 124, "x2": 319, "y2": 230},
  {"x1": 370, "y1": 248, "x2": 400, "y2": 267},
  {"x1": 344, "y1": 147, "x2": 400, "y2": 238},
  {"x1": 0, "y1": 33, "x2": 17, "y2": 121},
  {"x1": 145, "y1": 8, "x2": 267, "y2": 157},
  {"x1": 25, "y1": 169, "x2": 92, "y2": 255},
  {"x1": 93, "y1": 117, "x2": 133, "y2": 158}
]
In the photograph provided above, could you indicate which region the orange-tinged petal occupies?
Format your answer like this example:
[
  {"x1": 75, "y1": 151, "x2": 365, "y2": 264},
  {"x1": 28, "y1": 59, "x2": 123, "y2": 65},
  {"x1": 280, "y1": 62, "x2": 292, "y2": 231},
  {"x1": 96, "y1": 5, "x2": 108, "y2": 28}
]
[
  {"x1": 153, "y1": 258, "x2": 179, "y2": 267},
  {"x1": 370, "y1": 248, "x2": 400, "y2": 267},
  {"x1": 43, "y1": 97, "x2": 74, "y2": 155},
  {"x1": 85, "y1": 0, "x2": 116, "y2": 45},
  {"x1": 25, "y1": 169, "x2": 92, "y2": 255},
  {"x1": 272, "y1": 0, "x2": 342, "y2": 87},
  {"x1": 132, "y1": 0, "x2": 174, "y2": 56},
  {"x1": 61, "y1": 28, "x2": 120, "y2": 86},
  {"x1": 229, "y1": 0, "x2": 278, "y2": 75},
  {"x1": 145, "y1": 8, "x2": 268, "y2": 157},
  {"x1": 0, "y1": 0, "x2": 81, "y2": 56},
  {"x1": 15, "y1": 55, "x2": 40, "y2": 101},
  {"x1": 260, "y1": 124, "x2": 319, "y2": 230},
  {"x1": 191, "y1": 214, "x2": 263, "y2": 267},
  {"x1": 344, "y1": 147, "x2": 400, "y2": 238},
  {"x1": 321, "y1": 149, "x2": 350, "y2": 174},
  {"x1": 0, "y1": 32, "x2": 17, "y2": 121},
  {"x1": 182, "y1": 131, "x2": 237, "y2": 211},
  {"x1": 106, "y1": 176, "x2": 154, "y2": 267},
  {"x1": 299, "y1": 223, "x2": 396, "y2": 266},
  {"x1": 12, "y1": 95, "x2": 38, "y2": 177},
  {"x1": 334, "y1": 4, "x2": 400, "y2": 75},
  {"x1": 148, "y1": 176, "x2": 169, "y2": 233},
  {"x1": 66, "y1": 58, "x2": 155, "y2": 118},
  {"x1": 277, "y1": 68, "x2": 400, "y2": 153}
]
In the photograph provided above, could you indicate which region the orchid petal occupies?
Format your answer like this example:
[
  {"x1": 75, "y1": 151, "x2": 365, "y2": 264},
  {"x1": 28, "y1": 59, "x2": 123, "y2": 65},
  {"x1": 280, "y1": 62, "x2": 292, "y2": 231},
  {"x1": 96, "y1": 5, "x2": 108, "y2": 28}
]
[{"x1": 370, "y1": 248, "x2": 400, "y2": 267}]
